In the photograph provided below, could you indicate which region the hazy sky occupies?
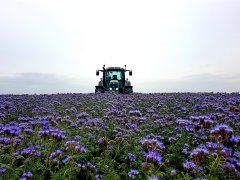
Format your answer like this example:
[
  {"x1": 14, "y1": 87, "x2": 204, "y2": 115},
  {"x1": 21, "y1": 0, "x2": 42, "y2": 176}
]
[{"x1": 0, "y1": 0, "x2": 240, "y2": 94}]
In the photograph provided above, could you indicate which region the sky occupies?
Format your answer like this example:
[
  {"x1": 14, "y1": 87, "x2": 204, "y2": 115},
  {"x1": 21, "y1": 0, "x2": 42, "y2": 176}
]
[{"x1": 0, "y1": 0, "x2": 240, "y2": 94}]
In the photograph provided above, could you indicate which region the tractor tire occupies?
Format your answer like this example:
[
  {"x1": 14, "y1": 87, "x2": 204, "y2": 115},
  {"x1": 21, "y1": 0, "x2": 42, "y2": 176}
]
[
  {"x1": 118, "y1": 88, "x2": 124, "y2": 94},
  {"x1": 95, "y1": 88, "x2": 104, "y2": 94},
  {"x1": 124, "y1": 87, "x2": 133, "y2": 94}
]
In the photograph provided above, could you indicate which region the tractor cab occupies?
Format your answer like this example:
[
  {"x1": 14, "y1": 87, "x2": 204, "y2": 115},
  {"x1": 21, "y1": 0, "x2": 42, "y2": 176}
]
[{"x1": 95, "y1": 65, "x2": 133, "y2": 94}]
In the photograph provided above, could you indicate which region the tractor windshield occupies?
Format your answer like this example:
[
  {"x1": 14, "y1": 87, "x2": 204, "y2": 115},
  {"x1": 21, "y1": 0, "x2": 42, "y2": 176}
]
[{"x1": 106, "y1": 70, "x2": 123, "y2": 81}]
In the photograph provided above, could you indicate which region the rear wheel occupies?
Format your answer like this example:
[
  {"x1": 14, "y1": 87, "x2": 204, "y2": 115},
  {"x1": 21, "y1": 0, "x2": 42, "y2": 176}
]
[
  {"x1": 95, "y1": 88, "x2": 104, "y2": 94},
  {"x1": 124, "y1": 87, "x2": 133, "y2": 94}
]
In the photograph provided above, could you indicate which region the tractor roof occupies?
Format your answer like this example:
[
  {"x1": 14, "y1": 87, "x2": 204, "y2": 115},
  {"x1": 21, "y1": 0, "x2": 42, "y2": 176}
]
[{"x1": 106, "y1": 67, "x2": 123, "y2": 70}]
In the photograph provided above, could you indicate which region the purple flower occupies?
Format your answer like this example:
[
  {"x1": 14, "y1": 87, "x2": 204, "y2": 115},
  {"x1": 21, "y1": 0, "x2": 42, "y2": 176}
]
[
  {"x1": 191, "y1": 148, "x2": 209, "y2": 164},
  {"x1": 183, "y1": 161, "x2": 203, "y2": 174},
  {"x1": 22, "y1": 171, "x2": 33, "y2": 178},
  {"x1": 16, "y1": 146, "x2": 42, "y2": 157},
  {"x1": 223, "y1": 162, "x2": 238, "y2": 174},
  {"x1": 168, "y1": 137, "x2": 176, "y2": 143},
  {"x1": 0, "y1": 167, "x2": 7, "y2": 174},
  {"x1": 140, "y1": 138, "x2": 165, "y2": 151},
  {"x1": 183, "y1": 160, "x2": 196, "y2": 170},
  {"x1": 78, "y1": 163, "x2": 86, "y2": 170},
  {"x1": 206, "y1": 142, "x2": 219, "y2": 150},
  {"x1": 13, "y1": 136, "x2": 24, "y2": 146},
  {"x1": 49, "y1": 149, "x2": 63, "y2": 159},
  {"x1": 95, "y1": 174, "x2": 103, "y2": 180},
  {"x1": 228, "y1": 136, "x2": 240, "y2": 145},
  {"x1": 2, "y1": 125, "x2": 21, "y2": 136},
  {"x1": 39, "y1": 127, "x2": 66, "y2": 140},
  {"x1": 182, "y1": 148, "x2": 189, "y2": 155},
  {"x1": 146, "y1": 151, "x2": 163, "y2": 165},
  {"x1": 84, "y1": 162, "x2": 97, "y2": 172},
  {"x1": 70, "y1": 107, "x2": 78, "y2": 115},
  {"x1": 138, "y1": 117, "x2": 146, "y2": 123},
  {"x1": 234, "y1": 152, "x2": 240, "y2": 159},
  {"x1": 203, "y1": 118, "x2": 213, "y2": 124},
  {"x1": 0, "y1": 137, "x2": 10, "y2": 144},
  {"x1": 75, "y1": 145, "x2": 88, "y2": 153},
  {"x1": 0, "y1": 113, "x2": 6, "y2": 119},
  {"x1": 170, "y1": 169, "x2": 177, "y2": 176},
  {"x1": 129, "y1": 110, "x2": 142, "y2": 117},
  {"x1": 77, "y1": 112, "x2": 90, "y2": 119},
  {"x1": 226, "y1": 157, "x2": 238, "y2": 164},
  {"x1": 219, "y1": 146, "x2": 232, "y2": 157},
  {"x1": 74, "y1": 135, "x2": 82, "y2": 141},
  {"x1": 210, "y1": 124, "x2": 233, "y2": 142},
  {"x1": 24, "y1": 157, "x2": 31, "y2": 164},
  {"x1": 126, "y1": 153, "x2": 136, "y2": 162},
  {"x1": 62, "y1": 156, "x2": 72, "y2": 164},
  {"x1": 176, "y1": 118, "x2": 191, "y2": 126},
  {"x1": 98, "y1": 137, "x2": 110, "y2": 146},
  {"x1": 192, "y1": 115, "x2": 214, "y2": 129},
  {"x1": 147, "y1": 108, "x2": 155, "y2": 113},
  {"x1": 128, "y1": 169, "x2": 139, "y2": 179},
  {"x1": 149, "y1": 176, "x2": 160, "y2": 180},
  {"x1": 64, "y1": 140, "x2": 87, "y2": 153},
  {"x1": 126, "y1": 123, "x2": 140, "y2": 132}
]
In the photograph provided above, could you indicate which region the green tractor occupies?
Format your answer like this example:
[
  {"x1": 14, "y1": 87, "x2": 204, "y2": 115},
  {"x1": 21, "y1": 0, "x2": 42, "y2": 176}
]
[{"x1": 95, "y1": 65, "x2": 133, "y2": 94}]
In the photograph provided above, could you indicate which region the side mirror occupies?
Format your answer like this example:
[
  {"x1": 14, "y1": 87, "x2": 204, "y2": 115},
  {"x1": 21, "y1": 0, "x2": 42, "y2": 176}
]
[
  {"x1": 96, "y1": 70, "x2": 99, "y2": 76},
  {"x1": 129, "y1": 71, "x2": 132, "y2": 76}
]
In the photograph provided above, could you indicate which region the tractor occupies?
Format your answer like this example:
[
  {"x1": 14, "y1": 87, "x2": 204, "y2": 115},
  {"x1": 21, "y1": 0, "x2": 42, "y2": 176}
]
[{"x1": 95, "y1": 65, "x2": 133, "y2": 94}]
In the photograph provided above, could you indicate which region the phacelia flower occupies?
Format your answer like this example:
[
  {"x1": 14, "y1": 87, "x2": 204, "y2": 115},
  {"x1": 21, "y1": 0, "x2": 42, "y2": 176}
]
[
  {"x1": 78, "y1": 162, "x2": 97, "y2": 172},
  {"x1": 183, "y1": 160, "x2": 203, "y2": 174},
  {"x1": 16, "y1": 146, "x2": 42, "y2": 157},
  {"x1": 0, "y1": 137, "x2": 10, "y2": 144},
  {"x1": 146, "y1": 151, "x2": 163, "y2": 165},
  {"x1": 223, "y1": 162, "x2": 238, "y2": 174},
  {"x1": 149, "y1": 176, "x2": 160, "y2": 180},
  {"x1": 140, "y1": 138, "x2": 165, "y2": 152},
  {"x1": 190, "y1": 148, "x2": 209, "y2": 164},
  {"x1": 49, "y1": 149, "x2": 63, "y2": 159},
  {"x1": 0, "y1": 167, "x2": 7, "y2": 174},
  {"x1": 210, "y1": 124, "x2": 233, "y2": 143},
  {"x1": 62, "y1": 156, "x2": 72, "y2": 164},
  {"x1": 22, "y1": 171, "x2": 33, "y2": 178},
  {"x1": 39, "y1": 127, "x2": 66, "y2": 140},
  {"x1": 206, "y1": 142, "x2": 219, "y2": 150},
  {"x1": 64, "y1": 140, "x2": 87, "y2": 153},
  {"x1": 128, "y1": 169, "x2": 139, "y2": 179},
  {"x1": 183, "y1": 160, "x2": 196, "y2": 170},
  {"x1": 126, "y1": 153, "x2": 137, "y2": 162},
  {"x1": 170, "y1": 169, "x2": 177, "y2": 177},
  {"x1": 95, "y1": 174, "x2": 103, "y2": 180}
]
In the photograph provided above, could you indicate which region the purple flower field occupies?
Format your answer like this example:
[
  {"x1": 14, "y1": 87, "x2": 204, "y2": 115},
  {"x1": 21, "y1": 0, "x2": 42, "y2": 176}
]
[{"x1": 0, "y1": 93, "x2": 240, "y2": 179}]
